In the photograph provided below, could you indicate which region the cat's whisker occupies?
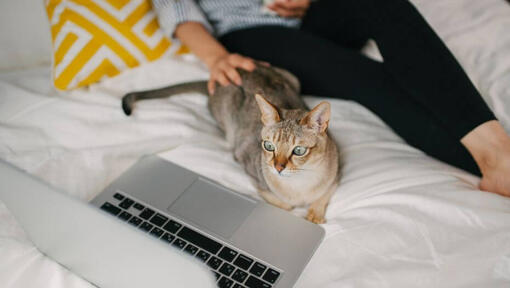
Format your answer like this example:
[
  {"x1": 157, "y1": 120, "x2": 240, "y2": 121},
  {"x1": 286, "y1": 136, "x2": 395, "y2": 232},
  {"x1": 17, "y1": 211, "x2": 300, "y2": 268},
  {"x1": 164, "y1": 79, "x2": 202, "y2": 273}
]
[{"x1": 287, "y1": 168, "x2": 311, "y2": 173}]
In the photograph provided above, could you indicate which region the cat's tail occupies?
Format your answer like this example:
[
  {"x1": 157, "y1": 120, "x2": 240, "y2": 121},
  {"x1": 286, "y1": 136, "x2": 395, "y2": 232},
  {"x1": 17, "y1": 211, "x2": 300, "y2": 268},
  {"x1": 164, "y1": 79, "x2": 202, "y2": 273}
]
[{"x1": 122, "y1": 81, "x2": 208, "y2": 116}]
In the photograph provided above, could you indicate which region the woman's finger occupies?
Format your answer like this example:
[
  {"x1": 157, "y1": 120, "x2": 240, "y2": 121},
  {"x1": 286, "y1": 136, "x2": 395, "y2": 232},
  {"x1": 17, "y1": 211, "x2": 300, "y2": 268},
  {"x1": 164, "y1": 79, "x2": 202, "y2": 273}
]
[
  {"x1": 269, "y1": 0, "x2": 309, "y2": 17},
  {"x1": 294, "y1": 9, "x2": 306, "y2": 18},
  {"x1": 268, "y1": 4, "x2": 303, "y2": 18},
  {"x1": 227, "y1": 54, "x2": 243, "y2": 68},
  {"x1": 207, "y1": 78, "x2": 215, "y2": 95},
  {"x1": 268, "y1": 5, "x2": 295, "y2": 17},
  {"x1": 216, "y1": 72, "x2": 230, "y2": 87},
  {"x1": 208, "y1": 53, "x2": 269, "y2": 93},
  {"x1": 216, "y1": 60, "x2": 230, "y2": 72},
  {"x1": 224, "y1": 67, "x2": 242, "y2": 85},
  {"x1": 229, "y1": 54, "x2": 256, "y2": 71},
  {"x1": 257, "y1": 60, "x2": 271, "y2": 67},
  {"x1": 274, "y1": 0, "x2": 310, "y2": 10},
  {"x1": 228, "y1": 54, "x2": 243, "y2": 64},
  {"x1": 240, "y1": 58, "x2": 256, "y2": 71}
]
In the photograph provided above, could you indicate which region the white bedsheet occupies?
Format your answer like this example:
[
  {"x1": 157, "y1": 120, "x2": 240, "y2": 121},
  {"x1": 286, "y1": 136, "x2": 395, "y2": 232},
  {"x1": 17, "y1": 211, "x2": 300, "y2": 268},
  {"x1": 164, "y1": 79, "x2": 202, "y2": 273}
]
[{"x1": 1, "y1": 0, "x2": 510, "y2": 287}]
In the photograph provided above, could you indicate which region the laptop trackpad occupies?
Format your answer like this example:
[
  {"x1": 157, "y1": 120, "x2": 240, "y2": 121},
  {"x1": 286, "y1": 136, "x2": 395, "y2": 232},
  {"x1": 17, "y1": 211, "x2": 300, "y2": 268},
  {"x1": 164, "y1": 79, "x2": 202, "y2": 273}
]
[{"x1": 168, "y1": 178, "x2": 256, "y2": 239}]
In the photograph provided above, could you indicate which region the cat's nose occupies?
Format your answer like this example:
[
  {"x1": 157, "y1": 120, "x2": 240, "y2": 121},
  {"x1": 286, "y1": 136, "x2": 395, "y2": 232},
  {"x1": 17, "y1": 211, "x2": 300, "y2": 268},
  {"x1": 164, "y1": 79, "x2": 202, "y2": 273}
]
[{"x1": 275, "y1": 162, "x2": 286, "y2": 173}]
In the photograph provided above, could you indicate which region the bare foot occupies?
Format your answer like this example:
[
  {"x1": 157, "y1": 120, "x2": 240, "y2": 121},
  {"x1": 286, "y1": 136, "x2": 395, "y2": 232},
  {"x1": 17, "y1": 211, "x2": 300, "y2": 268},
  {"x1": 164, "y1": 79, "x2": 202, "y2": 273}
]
[
  {"x1": 461, "y1": 121, "x2": 510, "y2": 197},
  {"x1": 479, "y1": 155, "x2": 510, "y2": 197}
]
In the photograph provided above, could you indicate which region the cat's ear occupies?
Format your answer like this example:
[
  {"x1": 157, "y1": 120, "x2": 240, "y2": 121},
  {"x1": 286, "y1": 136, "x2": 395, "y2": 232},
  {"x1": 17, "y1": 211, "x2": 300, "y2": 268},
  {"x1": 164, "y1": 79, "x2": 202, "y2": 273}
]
[
  {"x1": 255, "y1": 94, "x2": 280, "y2": 126},
  {"x1": 300, "y1": 102, "x2": 330, "y2": 133}
]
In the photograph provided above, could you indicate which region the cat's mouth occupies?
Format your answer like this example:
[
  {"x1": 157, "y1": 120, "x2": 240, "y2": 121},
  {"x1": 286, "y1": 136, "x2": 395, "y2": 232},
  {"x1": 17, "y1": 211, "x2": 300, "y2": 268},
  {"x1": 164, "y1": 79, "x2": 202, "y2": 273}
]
[
  {"x1": 277, "y1": 172, "x2": 292, "y2": 177},
  {"x1": 271, "y1": 168, "x2": 302, "y2": 177}
]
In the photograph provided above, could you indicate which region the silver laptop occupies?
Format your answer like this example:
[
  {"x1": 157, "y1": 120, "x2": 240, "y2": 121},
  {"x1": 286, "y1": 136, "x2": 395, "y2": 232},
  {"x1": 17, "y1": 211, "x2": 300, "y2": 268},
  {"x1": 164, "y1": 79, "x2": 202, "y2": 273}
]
[
  {"x1": 0, "y1": 159, "x2": 216, "y2": 288},
  {"x1": 1, "y1": 155, "x2": 324, "y2": 288}
]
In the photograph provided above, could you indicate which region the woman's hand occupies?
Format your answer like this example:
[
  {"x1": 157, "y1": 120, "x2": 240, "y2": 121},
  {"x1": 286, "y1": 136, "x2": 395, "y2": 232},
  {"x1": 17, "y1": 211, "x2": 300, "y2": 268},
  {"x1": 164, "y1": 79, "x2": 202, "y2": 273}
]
[
  {"x1": 268, "y1": 0, "x2": 311, "y2": 18},
  {"x1": 174, "y1": 22, "x2": 261, "y2": 94},
  {"x1": 206, "y1": 53, "x2": 257, "y2": 94}
]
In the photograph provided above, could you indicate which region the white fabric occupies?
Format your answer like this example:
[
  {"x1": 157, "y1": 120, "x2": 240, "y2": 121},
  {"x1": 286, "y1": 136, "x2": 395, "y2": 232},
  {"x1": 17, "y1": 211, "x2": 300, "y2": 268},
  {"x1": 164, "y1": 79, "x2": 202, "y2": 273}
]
[{"x1": 1, "y1": 0, "x2": 510, "y2": 287}]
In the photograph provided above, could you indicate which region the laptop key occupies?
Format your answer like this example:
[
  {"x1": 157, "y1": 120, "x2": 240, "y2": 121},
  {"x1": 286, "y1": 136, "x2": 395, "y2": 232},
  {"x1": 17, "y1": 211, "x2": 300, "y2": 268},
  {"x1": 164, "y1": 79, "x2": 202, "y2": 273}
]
[
  {"x1": 219, "y1": 263, "x2": 236, "y2": 277},
  {"x1": 218, "y1": 277, "x2": 234, "y2": 288},
  {"x1": 249, "y1": 262, "x2": 266, "y2": 277},
  {"x1": 150, "y1": 227, "x2": 164, "y2": 238},
  {"x1": 119, "y1": 198, "x2": 134, "y2": 209},
  {"x1": 245, "y1": 276, "x2": 271, "y2": 288},
  {"x1": 214, "y1": 272, "x2": 221, "y2": 280},
  {"x1": 161, "y1": 233, "x2": 175, "y2": 244},
  {"x1": 207, "y1": 256, "x2": 223, "y2": 270},
  {"x1": 133, "y1": 203, "x2": 144, "y2": 210},
  {"x1": 232, "y1": 269, "x2": 248, "y2": 283},
  {"x1": 178, "y1": 227, "x2": 222, "y2": 255},
  {"x1": 113, "y1": 193, "x2": 124, "y2": 200},
  {"x1": 139, "y1": 222, "x2": 153, "y2": 232},
  {"x1": 233, "y1": 284, "x2": 246, "y2": 288},
  {"x1": 196, "y1": 250, "x2": 211, "y2": 262},
  {"x1": 184, "y1": 244, "x2": 199, "y2": 255},
  {"x1": 262, "y1": 269, "x2": 280, "y2": 284},
  {"x1": 218, "y1": 247, "x2": 238, "y2": 262},
  {"x1": 150, "y1": 213, "x2": 168, "y2": 227},
  {"x1": 118, "y1": 211, "x2": 132, "y2": 221},
  {"x1": 139, "y1": 208, "x2": 155, "y2": 220},
  {"x1": 172, "y1": 238, "x2": 187, "y2": 249},
  {"x1": 233, "y1": 254, "x2": 253, "y2": 270},
  {"x1": 162, "y1": 220, "x2": 182, "y2": 234},
  {"x1": 100, "y1": 202, "x2": 121, "y2": 216},
  {"x1": 128, "y1": 216, "x2": 142, "y2": 227}
]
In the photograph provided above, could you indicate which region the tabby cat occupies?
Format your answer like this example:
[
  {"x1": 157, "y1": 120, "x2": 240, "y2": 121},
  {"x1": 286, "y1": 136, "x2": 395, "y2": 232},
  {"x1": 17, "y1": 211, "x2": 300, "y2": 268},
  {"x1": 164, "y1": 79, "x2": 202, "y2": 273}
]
[{"x1": 122, "y1": 65, "x2": 339, "y2": 223}]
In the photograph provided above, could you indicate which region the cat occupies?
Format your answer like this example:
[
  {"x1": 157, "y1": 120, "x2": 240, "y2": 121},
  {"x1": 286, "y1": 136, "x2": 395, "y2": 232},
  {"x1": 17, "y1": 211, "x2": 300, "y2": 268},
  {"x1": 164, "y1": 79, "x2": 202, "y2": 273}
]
[{"x1": 122, "y1": 64, "x2": 340, "y2": 224}]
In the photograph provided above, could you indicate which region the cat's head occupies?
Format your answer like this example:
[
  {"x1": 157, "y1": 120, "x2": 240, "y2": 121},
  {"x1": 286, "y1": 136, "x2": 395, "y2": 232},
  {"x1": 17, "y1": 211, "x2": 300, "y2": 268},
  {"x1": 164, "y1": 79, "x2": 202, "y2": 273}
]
[{"x1": 255, "y1": 94, "x2": 331, "y2": 177}]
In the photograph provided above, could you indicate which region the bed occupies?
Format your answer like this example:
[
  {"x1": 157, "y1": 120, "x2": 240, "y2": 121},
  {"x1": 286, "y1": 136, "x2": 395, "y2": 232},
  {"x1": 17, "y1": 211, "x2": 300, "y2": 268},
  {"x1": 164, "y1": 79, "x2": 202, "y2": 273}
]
[{"x1": 1, "y1": 0, "x2": 510, "y2": 287}]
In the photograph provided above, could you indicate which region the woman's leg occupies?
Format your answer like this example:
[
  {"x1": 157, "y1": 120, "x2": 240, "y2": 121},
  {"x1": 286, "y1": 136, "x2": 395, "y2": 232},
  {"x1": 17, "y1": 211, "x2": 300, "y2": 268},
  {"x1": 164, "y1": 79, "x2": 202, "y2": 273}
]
[
  {"x1": 220, "y1": 26, "x2": 480, "y2": 175},
  {"x1": 300, "y1": 0, "x2": 510, "y2": 196}
]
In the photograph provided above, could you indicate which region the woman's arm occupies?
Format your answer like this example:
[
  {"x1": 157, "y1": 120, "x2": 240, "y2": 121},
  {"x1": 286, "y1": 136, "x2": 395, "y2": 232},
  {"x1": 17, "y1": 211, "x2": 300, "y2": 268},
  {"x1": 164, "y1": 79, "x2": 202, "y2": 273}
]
[
  {"x1": 175, "y1": 22, "x2": 230, "y2": 71},
  {"x1": 175, "y1": 22, "x2": 256, "y2": 94},
  {"x1": 152, "y1": 0, "x2": 256, "y2": 94}
]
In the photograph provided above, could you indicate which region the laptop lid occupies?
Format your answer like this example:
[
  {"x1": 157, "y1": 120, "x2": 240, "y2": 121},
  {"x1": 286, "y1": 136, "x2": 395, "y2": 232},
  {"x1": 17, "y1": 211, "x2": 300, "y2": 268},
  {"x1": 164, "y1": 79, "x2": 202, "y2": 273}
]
[{"x1": 0, "y1": 160, "x2": 216, "y2": 288}]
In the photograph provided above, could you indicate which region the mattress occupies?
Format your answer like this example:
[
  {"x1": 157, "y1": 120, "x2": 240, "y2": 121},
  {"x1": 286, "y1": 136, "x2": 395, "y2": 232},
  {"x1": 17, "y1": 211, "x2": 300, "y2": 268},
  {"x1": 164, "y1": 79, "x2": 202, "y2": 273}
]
[{"x1": 1, "y1": 0, "x2": 510, "y2": 287}]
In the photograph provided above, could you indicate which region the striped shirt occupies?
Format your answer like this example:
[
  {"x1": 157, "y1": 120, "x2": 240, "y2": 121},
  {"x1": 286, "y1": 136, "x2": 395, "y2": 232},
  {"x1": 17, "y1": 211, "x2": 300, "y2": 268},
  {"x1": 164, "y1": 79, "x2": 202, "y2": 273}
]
[{"x1": 152, "y1": 0, "x2": 301, "y2": 37}]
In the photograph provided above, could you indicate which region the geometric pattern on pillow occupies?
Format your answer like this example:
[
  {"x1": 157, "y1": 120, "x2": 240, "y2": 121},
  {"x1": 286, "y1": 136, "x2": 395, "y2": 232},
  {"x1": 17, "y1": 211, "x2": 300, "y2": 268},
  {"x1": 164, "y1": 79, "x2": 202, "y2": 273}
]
[{"x1": 45, "y1": 0, "x2": 174, "y2": 90}]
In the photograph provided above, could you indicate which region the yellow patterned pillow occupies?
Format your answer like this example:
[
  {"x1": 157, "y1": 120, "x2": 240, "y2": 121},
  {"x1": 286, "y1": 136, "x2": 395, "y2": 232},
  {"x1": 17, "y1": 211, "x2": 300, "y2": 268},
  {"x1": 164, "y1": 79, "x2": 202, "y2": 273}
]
[{"x1": 45, "y1": 0, "x2": 186, "y2": 90}]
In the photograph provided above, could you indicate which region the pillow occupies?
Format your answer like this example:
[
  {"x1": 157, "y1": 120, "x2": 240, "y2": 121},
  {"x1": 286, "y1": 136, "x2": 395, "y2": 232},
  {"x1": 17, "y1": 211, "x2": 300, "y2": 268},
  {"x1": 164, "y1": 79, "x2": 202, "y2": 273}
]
[
  {"x1": 0, "y1": 0, "x2": 52, "y2": 70},
  {"x1": 45, "y1": 0, "x2": 186, "y2": 90}
]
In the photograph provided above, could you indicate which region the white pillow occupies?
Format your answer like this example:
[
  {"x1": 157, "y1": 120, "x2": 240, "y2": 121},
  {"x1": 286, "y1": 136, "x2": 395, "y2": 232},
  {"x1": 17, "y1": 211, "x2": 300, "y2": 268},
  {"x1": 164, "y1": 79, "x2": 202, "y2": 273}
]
[{"x1": 0, "y1": 0, "x2": 52, "y2": 70}]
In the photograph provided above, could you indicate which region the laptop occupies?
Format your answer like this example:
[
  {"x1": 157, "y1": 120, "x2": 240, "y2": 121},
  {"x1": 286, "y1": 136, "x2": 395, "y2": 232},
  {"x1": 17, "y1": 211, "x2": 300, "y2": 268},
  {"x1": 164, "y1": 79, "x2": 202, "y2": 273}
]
[
  {"x1": 0, "y1": 155, "x2": 325, "y2": 288},
  {"x1": 0, "y1": 159, "x2": 216, "y2": 288}
]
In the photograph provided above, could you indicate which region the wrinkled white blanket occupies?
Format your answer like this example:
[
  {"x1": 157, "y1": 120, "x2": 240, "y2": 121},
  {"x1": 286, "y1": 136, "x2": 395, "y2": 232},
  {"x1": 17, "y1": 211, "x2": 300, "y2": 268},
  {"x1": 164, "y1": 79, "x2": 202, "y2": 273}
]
[{"x1": 1, "y1": 0, "x2": 510, "y2": 287}]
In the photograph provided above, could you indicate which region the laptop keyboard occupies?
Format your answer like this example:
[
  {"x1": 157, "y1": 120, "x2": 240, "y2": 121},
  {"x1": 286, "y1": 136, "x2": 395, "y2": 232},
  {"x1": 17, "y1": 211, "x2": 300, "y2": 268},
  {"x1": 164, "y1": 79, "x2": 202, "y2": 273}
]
[{"x1": 100, "y1": 192, "x2": 281, "y2": 288}]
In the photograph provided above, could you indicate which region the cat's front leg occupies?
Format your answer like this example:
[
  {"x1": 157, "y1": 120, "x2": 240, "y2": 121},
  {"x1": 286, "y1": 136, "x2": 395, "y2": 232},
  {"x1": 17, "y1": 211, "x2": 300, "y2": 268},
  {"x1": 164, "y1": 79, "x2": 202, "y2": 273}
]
[
  {"x1": 306, "y1": 184, "x2": 336, "y2": 224},
  {"x1": 258, "y1": 190, "x2": 294, "y2": 211}
]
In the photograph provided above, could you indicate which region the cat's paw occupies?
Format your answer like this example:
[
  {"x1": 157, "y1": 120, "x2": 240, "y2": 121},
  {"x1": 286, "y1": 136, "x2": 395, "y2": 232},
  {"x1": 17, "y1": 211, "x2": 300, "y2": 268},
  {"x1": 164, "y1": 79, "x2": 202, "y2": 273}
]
[
  {"x1": 306, "y1": 208, "x2": 326, "y2": 224},
  {"x1": 258, "y1": 190, "x2": 294, "y2": 211},
  {"x1": 275, "y1": 202, "x2": 294, "y2": 211}
]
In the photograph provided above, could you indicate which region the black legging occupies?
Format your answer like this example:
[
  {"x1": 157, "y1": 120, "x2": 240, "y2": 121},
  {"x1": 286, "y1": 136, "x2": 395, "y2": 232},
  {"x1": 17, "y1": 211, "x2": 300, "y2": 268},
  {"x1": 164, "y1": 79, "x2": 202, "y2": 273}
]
[{"x1": 219, "y1": 0, "x2": 496, "y2": 176}]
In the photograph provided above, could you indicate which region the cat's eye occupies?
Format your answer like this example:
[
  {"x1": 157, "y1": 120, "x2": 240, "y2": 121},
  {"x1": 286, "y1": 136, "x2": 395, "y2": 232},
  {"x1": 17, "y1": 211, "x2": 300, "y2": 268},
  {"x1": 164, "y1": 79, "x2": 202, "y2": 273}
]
[
  {"x1": 293, "y1": 146, "x2": 307, "y2": 156},
  {"x1": 263, "y1": 140, "x2": 275, "y2": 152}
]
